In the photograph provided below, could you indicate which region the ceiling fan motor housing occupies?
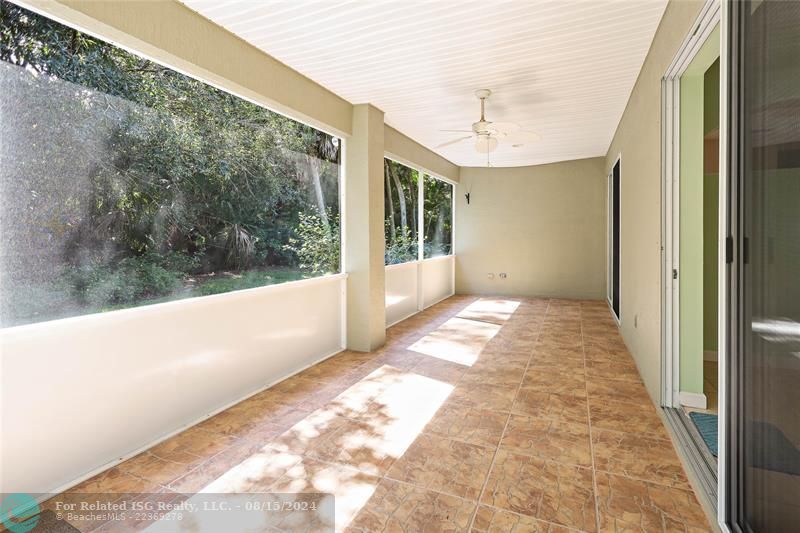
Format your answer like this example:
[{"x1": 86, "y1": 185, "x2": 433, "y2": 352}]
[{"x1": 472, "y1": 120, "x2": 492, "y2": 134}]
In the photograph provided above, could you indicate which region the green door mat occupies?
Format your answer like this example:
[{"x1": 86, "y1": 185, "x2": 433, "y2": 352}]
[{"x1": 689, "y1": 412, "x2": 718, "y2": 456}]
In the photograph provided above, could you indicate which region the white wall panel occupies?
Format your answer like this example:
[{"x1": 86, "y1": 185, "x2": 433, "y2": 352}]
[
  {"x1": 421, "y1": 256, "x2": 455, "y2": 310},
  {"x1": 0, "y1": 275, "x2": 345, "y2": 495},
  {"x1": 385, "y1": 262, "x2": 419, "y2": 326}
]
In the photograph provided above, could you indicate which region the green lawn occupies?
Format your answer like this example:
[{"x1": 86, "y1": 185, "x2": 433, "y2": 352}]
[{"x1": 5, "y1": 268, "x2": 316, "y2": 327}]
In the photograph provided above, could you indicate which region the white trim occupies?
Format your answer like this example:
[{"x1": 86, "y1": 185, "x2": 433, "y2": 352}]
[
  {"x1": 385, "y1": 259, "x2": 420, "y2": 271},
  {"x1": 661, "y1": 0, "x2": 721, "y2": 409},
  {"x1": 716, "y1": 0, "x2": 731, "y2": 524},
  {"x1": 419, "y1": 254, "x2": 453, "y2": 264},
  {"x1": 679, "y1": 391, "x2": 708, "y2": 410},
  {"x1": 417, "y1": 166, "x2": 425, "y2": 311},
  {"x1": 31, "y1": 345, "x2": 346, "y2": 504},
  {"x1": 340, "y1": 276, "x2": 348, "y2": 350},
  {"x1": 339, "y1": 137, "x2": 348, "y2": 350}
]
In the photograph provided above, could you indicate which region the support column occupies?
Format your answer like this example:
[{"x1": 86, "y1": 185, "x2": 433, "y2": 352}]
[{"x1": 344, "y1": 104, "x2": 386, "y2": 351}]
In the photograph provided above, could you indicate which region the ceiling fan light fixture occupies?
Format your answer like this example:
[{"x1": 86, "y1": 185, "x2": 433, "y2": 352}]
[{"x1": 475, "y1": 136, "x2": 498, "y2": 153}]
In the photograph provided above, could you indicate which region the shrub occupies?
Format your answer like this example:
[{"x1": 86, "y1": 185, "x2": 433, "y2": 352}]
[
  {"x1": 284, "y1": 209, "x2": 340, "y2": 274},
  {"x1": 67, "y1": 253, "x2": 187, "y2": 307},
  {"x1": 385, "y1": 225, "x2": 417, "y2": 265}
]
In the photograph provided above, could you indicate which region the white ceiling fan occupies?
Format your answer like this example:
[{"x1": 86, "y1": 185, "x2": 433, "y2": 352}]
[{"x1": 437, "y1": 89, "x2": 540, "y2": 153}]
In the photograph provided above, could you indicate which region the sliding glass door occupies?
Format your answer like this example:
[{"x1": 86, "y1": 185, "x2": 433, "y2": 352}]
[{"x1": 729, "y1": 1, "x2": 800, "y2": 531}]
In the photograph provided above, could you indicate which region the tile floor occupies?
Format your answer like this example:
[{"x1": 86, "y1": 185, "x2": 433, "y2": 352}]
[{"x1": 45, "y1": 296, "x2": 711, "y2": 532}]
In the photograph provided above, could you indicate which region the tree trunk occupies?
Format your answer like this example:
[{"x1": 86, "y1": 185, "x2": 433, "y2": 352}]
[
  {"x1": 389, "y1": 163, "x2": 408, "y2": 232},
  {"x1": 384, "y1": 159, "x2": 396, "y2": 240},
  {"x1": 306, "y1": 154, "x2": 329, "y2": 229}
]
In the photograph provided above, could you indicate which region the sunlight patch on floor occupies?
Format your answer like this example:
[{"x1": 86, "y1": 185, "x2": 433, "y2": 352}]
[
  {"x1": 148, "y1": 365, "x2": 454, "y2": 531},
  {"x1": 407, "y1": 316, "x2": 501, "y2": 366},
  {"x1": 456, "y1": 297, "x2": 521, "y2": 325}
]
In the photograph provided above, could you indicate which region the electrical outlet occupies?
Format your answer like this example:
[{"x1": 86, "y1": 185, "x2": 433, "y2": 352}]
[
  {"x1": 499, "y1": 273, "x2": 507, "y2": 279},
  {"x1": 487, "y1": 273, "x2": 495, "y2": 280}
]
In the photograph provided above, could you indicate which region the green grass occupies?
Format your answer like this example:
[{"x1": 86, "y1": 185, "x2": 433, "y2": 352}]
[
  {"x1": 4, "y1": 268, "x2": 318, "y2": 327},
  {"x1": 194, "y1": 269, "x2": 308, "y2": 296}
]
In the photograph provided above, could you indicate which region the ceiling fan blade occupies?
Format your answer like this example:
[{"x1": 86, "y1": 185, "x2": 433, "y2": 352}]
[
  {"x1": 488, "y1": 121, "x2": 521, "y2": 134},
  {"x1": 435, "y1": 135, "x2": 473, "y2": 149},
  {"x1": 502, "y1": 130, "x2": 541, "y2": 144},
  {"x1": 438, "y1": 129, "x2": 473, "y2": 133}
]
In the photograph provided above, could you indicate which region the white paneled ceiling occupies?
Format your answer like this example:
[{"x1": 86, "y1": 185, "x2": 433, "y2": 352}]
[{"x1": 182, "y1": 1, "x2": 667, "y2": 167}]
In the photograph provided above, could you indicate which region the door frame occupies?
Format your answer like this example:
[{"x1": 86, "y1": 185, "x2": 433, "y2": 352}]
[
  {"x1": 661, "y1": 0, "x2": 721, "y2": 409},
  {"x1": 607, "y1": 155, "x2": 621, "y2": 324}
]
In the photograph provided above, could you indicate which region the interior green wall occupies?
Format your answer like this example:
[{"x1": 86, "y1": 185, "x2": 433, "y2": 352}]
[
  {"x1": 679, "y1": 27, "x2": 719, "y2": 396},
  {"x1": 679, "y1": 74, "x2": 705, "y2": 395},
  {"x1": 703, "y1": 59, "x2": 720, "y2": 353}
]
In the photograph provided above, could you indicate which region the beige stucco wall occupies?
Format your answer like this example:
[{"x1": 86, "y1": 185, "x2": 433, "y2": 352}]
[
  {"x1": 455, "y1": 158, "x2": 606, "y2": 300},
  {"x1": 604, "y1": 0, "x2": 705, "y2": 403}
]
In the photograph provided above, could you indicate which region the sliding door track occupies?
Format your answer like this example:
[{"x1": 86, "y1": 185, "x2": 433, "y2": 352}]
[{"x1": 663, "y1": 407, "x2": 718, "y2": 511}]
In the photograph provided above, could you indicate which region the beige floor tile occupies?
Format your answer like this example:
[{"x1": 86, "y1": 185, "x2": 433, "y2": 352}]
[
  {"x1": 272, "y1": 411, "x2": 400, "y2": 476},
  {"x1": 471, "y1": 351, "x2": 530, "y2": 371},
  {"x1": 386, "y1": 433, "x2": 494, "y2": 501},
  {"x1": 411, "y1": 356, "x2": 469, "y2": 384},
  {"x1": 460, "y1": 366, "x2": 526, "y2": 387},
  {"x1": 589, "y1": 398, "x2": 670, "y2": 441},
  {"x1": 267, "y1": 457, "x2": 381, "y2": 530},
  {"x1": 595, "y1": 472, "x2": 711, "y2": 532},
  {"x1": 118, "y1": 448, "x2": 205, "y2": 486},
  {"x1": 448, "y1": 382, "x2": 518, "y2": 411},
  {"x1": 167, "y1": 439, "x2": 268, "y2": 493},
  {"x1": 528, "y1": 351, "x2": 586, "y2": 372},
  {"x1": 195, "y1": 446, "x2": 304, "y2": 493},
  {"x1": 67, "y1": 466, "x2": 160, "y2": 494},
  {"x1": 197, "y1": 399, "x2": 310, "y2": 441},
  {"x1": 586, "y1": 377, "x2": 651, "y2": 405},
  {"x1": 346, "y1": 478, "x2": 476, "y2": 532},
  {"x1": 423, "y1": 398, "x2": 508, "y2": 448},
  {"x1": 584, "y1": 358, "x2": 643, "y2": 382},
  {"x1": 592, "y1": 429, "x2": 691, "y2": 489},
  {"x1": 521, "y1": 368, "x2": 587, "y2": 398},
  {"x1": 512, "y1": 389, "x2": 589, "y2": 424},
  {"x1": 264, "y1": 375, "x2": 348, "y2": 412},
  {"x1": 480, "y1": 450, "x2": 596, "y2": 531},
  {"x1": 46, "y1": 295, "x2": 712, "y2": 532},
  {"x1": 471, "y1": 506, "x2": 574, "y2": 533},
  {"x1": 536, "y1": 337, "x2": 584, "y2": 351},
  {"x1": 500, "y1": 414, "x2": 592, "y2": 467}
]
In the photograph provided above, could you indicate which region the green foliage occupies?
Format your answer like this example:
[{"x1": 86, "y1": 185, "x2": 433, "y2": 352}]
[
  {"x1": 68, "y1": 254, "x2": 187, "y2": 307},
  {"x1": 0, "y1": 3, "x2": 344, "y2": 325},
  {"x1": 423, "y1": 176, "x2": 453, "y2": 258},
  {"x1": 385, "y1": 225, "x2": 418, "y2": 265},
  {"x1": 284, "y1": 209, "x2": 340, "y2": 275},
  {"x1": 194, "y1": 270, "x2": 306, "y2": 297}
]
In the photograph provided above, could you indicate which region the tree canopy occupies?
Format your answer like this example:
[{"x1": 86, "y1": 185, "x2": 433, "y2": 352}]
[{"x1": 0, "y1": 2, "x2": 340, "y2": 325}]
